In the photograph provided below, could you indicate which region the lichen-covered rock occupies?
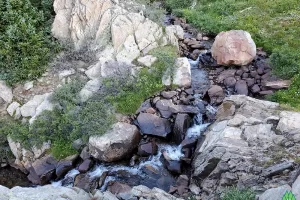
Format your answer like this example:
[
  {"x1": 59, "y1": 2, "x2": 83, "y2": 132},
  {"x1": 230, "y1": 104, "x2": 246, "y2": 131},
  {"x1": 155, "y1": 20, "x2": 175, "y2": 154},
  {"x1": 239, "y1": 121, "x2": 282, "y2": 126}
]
[
  {"x1": 211, "y1": 30, "x2": 256, "y2": 66},
  {"x1": 89, "y1": 122, "x2": 141, "y2": 162}
]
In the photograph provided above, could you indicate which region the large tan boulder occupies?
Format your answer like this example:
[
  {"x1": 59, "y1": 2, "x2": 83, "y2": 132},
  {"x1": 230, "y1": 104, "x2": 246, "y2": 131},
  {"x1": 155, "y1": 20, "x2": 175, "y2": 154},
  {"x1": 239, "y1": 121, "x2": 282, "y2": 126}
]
[
  {"x1": 89, "y1": 122, "x2": 141, "y2": 162},
  {"x1": 211, "y1": 30, "x2": 256, "y2": 66}
]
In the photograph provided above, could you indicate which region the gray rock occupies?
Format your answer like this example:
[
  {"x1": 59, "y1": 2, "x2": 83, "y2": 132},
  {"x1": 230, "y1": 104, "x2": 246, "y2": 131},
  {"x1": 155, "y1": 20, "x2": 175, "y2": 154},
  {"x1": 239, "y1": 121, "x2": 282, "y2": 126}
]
[
  {"x1": 276, "y1": 111, "x2": 300, "y2": 134},
  {"x1": 0, "y1": 81, "x2": 13, "y2": 104},
  {"x1": 138, "y1": 142, "x2": 158, "y2": 156},
  {"x1": 251, "y1": 84, "x2": 261, "y2": 93},
  {"x1": 235, "y1": 80, "x2": 248, "y2": 95},
  {"x1": 27, "y1": 155, "x2": 57, "y2": 185},
  {"x1": 137, "y1": 113, "x2": 171, "y2": 137},
  {"x1": 292, "y1": 175, "x2": 300, "y2": 199},
  {"x1": 6, "y1": 102, "x2": 20, "y2": 117},
  {"x1": 156, "y1": 99, "x2": 173, "y2": 118},
  {"x1": 259, "y1": 185, "x2": 292, "y2": 200},
  {"x1": 56, "y1": 154, "x2": 78, "y2": 179},
  {"x1": 173, "y1": 114, "x2": 192, "y2": 144},
  {"x1": 24, "y1": 81, "x2": 34, "y2": 90},
  {"x1": 262, "y1": 162, "x2": 294, "y2": 177},
  {"x1": 224, "y1": 77, "x2": 237, "y2": 88},
  {"x1": 78, "y1": 159, "x2": 93, "y2": 173},
  {"x1": 108, "y1": 181, "x2": 132, "y2": 195},
  {"x1": 207, "y1": 85, "x2": 225, "y2": 105},
  {"x1": 161, "y1": 91, "x2": 177, "y2": 99},
  {"x1": 0, "y1": 185, "x2": 91, "y2": 200},
  {"x1": 74, "y1": 174, "x2": 99, "y2": 192},
  {"x1": 89, "y1": 122, "x2": 140, "y2": 162},
  {"x1": 217, "y1": 70, "x2": 237, "y2": 83}
]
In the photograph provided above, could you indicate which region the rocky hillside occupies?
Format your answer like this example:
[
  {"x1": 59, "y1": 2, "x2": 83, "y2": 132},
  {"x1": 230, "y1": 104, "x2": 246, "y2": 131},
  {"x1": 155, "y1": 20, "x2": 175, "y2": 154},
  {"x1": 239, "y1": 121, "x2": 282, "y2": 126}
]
[{"x1": 0, "y1": 0, "x2": 300, "y2": 200}]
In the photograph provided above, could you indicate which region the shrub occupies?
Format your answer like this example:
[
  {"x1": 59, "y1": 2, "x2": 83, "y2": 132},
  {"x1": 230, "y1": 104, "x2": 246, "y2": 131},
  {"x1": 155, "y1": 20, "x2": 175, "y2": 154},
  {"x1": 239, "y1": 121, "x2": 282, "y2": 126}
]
[
  {"x1": 0, "y1": 80, "x2": 116, "y2": 160},
  {"x1": 221, "y1": 187, "x2": 256, "y2": 200},
  {"x1": 51, "y1": 78, "x2": 85, "y2": 108},
  {"x1": 105, "y1": 45, "x2": 178, "y2": 114},
  {"x1": 0, "y1": 0, "x2": 58, "y2": 85}
]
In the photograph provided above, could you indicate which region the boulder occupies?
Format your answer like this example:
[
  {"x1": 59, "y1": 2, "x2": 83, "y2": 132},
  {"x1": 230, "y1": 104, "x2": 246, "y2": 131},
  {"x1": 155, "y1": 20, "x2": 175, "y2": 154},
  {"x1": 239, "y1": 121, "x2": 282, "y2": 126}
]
[
  {"x1": 138, "y1": 142, "x2": 158, "y2": 156},
  {"x1": 107, "y1": 181, "x2": 132, "y2": 195},
  {"x1": 0, "y1": 81, "x2": 13, "y2": 104},
  {"x1": 207, "y1": 85, "x2": 225, "y2": 105},
  {"x1": 137, "y1": 55, "x2": 158, "y2": 67},
  {"x1": 156, "y1": 100, "x2": 199, "y2": 119},
  {"x1": 137, "y1": 113, "x2": 172, "y2": 137},
  {"x1": 56, "y1": 154, "x2": 78, "y2": 179},
  {"x1": 217, "y1": 70, "x2": 236, "y2": 83},
  {"x1": 259, "y1": 185, "x2": 292, "y2": 200},
  {"x1": 6, "y1": 102, "x2": 20, "y2": 117},
  {"x1": 163, "y1": 58, "x2": 192, "y2": 88},
  {"x1": 235, "y1": 80, "x2": 248, "y2": 95},
  {"x1": 0, "y1": 81, "x2": 13, "y2": 113},
  {"x1": 0, "y1": 185, "x2": 92, "y2": 200},
  {"x1": 78, "y1": 159, "x2": 94, "y2": 173},
  {"x1": 191, "y1": 95, "x2": 300, "y2": 198},
  {"x1": 224, "y1": 77, "x2": 237, "y2": 88},
  {"x1": 20, "y1": 94, "x2": 48, "y2": 117},
  {"x1": 89, "y1": 122, "x2": 140, "y2": 162},
  {"x1": 211, "y1": 30, "x2": 256, "y2": 66},
  {"x1": 74, "y1": 174, "x2": 99, "y2": 192},
  {"x1": 27, "y1": 155, "x2": 58, "y2": 185},
  {"x1": 276, "y1": 111, "x2": 300, "y2": 134},
  {"x1": 131, "y1": 185, "x2": 184, "y2": 200},
  {"x1": 292, "y1": 175, "x2": 300, "y2": 199},
  {"x1": 173, "y1": 58, "x2": 192, "y2": 88},
  {"x1": 173, "y1": 114, "x2": 192, "y2": 144}
]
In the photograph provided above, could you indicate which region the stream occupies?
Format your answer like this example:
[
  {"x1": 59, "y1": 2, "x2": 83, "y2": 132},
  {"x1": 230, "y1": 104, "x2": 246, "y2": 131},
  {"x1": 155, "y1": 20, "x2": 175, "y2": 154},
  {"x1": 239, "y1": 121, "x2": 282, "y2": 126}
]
[{"x1": 0, "y1": 13, "x2": 216, "y2": 192}]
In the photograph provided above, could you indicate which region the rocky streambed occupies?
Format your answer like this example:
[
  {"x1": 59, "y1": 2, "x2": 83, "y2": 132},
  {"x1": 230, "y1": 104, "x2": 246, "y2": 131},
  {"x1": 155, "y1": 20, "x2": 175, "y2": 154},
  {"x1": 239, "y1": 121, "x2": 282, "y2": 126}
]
[{"x1": 1, "y1": 1, "x2": 300, "y2": 200}]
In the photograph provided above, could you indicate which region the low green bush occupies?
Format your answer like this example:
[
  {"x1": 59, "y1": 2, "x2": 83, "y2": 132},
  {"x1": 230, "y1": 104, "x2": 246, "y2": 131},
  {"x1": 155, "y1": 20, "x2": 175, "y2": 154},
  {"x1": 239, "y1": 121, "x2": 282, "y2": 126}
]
[
  {"x1": 105, "y1": 45, "x2": 178, "y2": 114},
  {"x1": 0, "y1": 0, "x2": 58, "y2": 85},
  {"x1": 0, "y1": 80, "x2": 116, "y2": 160},
  {"x1": 221, "y1": 187, "x2": 256, "y2": 200}
]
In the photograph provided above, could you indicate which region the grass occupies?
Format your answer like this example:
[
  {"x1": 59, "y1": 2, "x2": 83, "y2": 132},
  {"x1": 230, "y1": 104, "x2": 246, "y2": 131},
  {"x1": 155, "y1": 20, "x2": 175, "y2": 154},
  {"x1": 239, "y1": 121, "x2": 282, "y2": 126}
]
[
  {"x1": 105, "y1": 45, "x2": 178, "y2": 114},
  {"x1": 164, "y1": 0, "x2": 300, "y2": 108},
  {"x1": 221, "y1": 187, "x2": 256, "y2": 200},
  {"x1": 268, "y1": 74, "x2": 300, "y2": 110}
]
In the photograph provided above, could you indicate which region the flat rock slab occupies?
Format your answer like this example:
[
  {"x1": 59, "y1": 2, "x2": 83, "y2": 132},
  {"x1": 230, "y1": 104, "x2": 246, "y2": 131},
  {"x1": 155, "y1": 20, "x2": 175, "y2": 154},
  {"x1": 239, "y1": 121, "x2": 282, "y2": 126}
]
[{"x1": 137, "y1": 113, "x2": 171, "y2": 137}]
